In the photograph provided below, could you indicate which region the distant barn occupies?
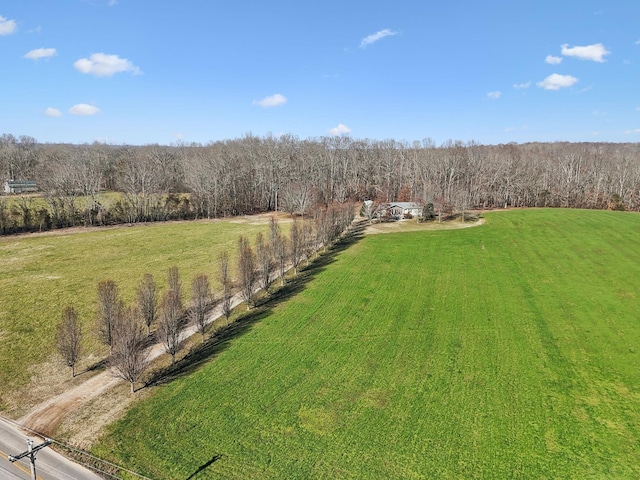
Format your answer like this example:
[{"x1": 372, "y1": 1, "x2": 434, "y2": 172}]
[{"x1": 3, "y1": 180, "x2": 38, "y2": 194}]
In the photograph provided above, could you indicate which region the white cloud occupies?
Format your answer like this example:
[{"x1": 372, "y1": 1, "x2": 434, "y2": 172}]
[
  {"x1": 107, "y1": 0, "x2": 118, "y2": 5},
  {"x1": 24, "y1": 48, "x2": 57, "y2": 60},
  {"x1": 487, "y1": 91, "x2": 501, "y2": 99},
  {"x1": 328, "y1": 124, "x2": 352, "y2": 135},
  {"x1": 623, "y1": 129, "x2": 640, "y2": 134},
  {"x1": 536, "y1": 73, "x2": 578, "y2": 90},
  {"x1": 360, "y1": 29, "x2": 398, "y2": 48},
  {"x1": 0, "y1": 15, "x2": 17, "y2": 35},
  {"x1": 545, "y1": 55, "x2": 563, "y2": 64},
  {"x1": 561, "y1": 43, "x2": 610, "y2": 62},
  {"x1": 69, "y1": 104, "x2": 100, "y2": 115},
  {"x1": 74, "y1": 53, "x2": 141, "y2": 77},
  {"x1": 44, "y1": 107, "x2": 62, "y2": 117},
  {"x1": 635, "y1": 39, "x2": 640, "y2": 45},
  {"x1": 252, "y1": 93, "x2": 287, "y2": 108},
  {"x1": 513, "y1": 81, "x2": 531, "y2": 89}
]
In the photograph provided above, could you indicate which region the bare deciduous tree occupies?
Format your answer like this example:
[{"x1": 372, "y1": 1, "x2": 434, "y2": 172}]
[
  {"x1": 302, "y1": 219, "x2": 315, "y2": 265},
  {"x1": 168, "y1": 265, "x2": 183, "y2": 301},
  {"x1": 362, "y1": 200, "x2": 375, "y2": 224},
  {"x1": 282, "y1": 182, "x2": 314, "y2": 218},
  {"x1": 55, "y1": 305, "x2": 82, "y2": 378},
  {"x1": 289, "y1": 219, "x2": 303, "y2": 275},
  {"x1": 190, "y1": 273, "x2": 211, "y2": 341},
  {"x1": 219, "y1": 250, "x2": 232, "y2": 325},
  {"x1": 137, "y1": 273, "x2": 157, "y2": 335},
  {"x1": 256, "y1": 231, "x2": 273, "y2": 294},
  {"x1": 271, "y1": 221, "x2": 288, "y2": 286},
  {"x1": 157, "y1": 289, "x2": 184, "y2": 364},
  {"x1": 269, "y1": 216, "x2": 280, "y2": 246},
  {"x1": 314, "y1": 209, "x2": 328, "y2": 252},
  {"x1": 237, "y1": 235, "x2": 257, "y2": 309},
  {"x1": 96, "y1": 279, "x2": 121, "y2": 354},
  {"x1": 111, "y1": 305, "x2": 148, "y2": 393}
]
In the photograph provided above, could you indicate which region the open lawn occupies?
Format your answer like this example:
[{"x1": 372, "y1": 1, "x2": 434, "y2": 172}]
[
  {"x1": 0, "y1": 216, "x2": 280, "y2": 415},
  {"x1": 93, "y1": 209, "x2": 640, "y2": 479}
]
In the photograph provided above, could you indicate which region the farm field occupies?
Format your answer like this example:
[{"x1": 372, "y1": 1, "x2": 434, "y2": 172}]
[
  {"x1": 0, "y1": 216, "x2": 279, "y2": 415},
  {"x1": 93, "y1": 209, "x2": 640, "y2": 479}
]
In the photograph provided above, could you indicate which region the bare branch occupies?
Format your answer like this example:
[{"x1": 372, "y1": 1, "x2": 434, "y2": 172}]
[
  {"x1": 55, "y1": 305, "x2": 82, "y2": 378},
  {"x1": 110, "y1": 305, "x2": 148, "y2": 393},
  {"x1": 157, "y1": 289, "x2": 184, "y2": 365},
  {"x1": 237, "y1": 236, "x2": 257, "y2": 309},
  {"x1": 256, "y1": 231, "x2": 273, "y2": 293},
  {"x1": 190, "y1": 273, "x2": 211, "y2": 341},
  {"x1": 137, "y1": 273, "x2": 157, "y2": 335},
  {"x1": 96, "y1": 279, "x2": 121, "y2": 354}
]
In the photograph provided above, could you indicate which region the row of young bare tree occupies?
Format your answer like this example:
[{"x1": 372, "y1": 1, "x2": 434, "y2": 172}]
[
  {"x1": 3, "y1": 133, "x2": 640, "y2": 234},
  {"x1": 56, "y1": 268, "x2": 197, "y2": 392},
  {"x1": 55, "y1": 207, "x2": 355, "y2": 392}
]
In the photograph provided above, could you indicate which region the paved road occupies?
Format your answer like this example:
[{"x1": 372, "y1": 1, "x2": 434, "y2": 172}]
[{"x1": 0, "y1": 417, "x2": 103, "y2": 480}]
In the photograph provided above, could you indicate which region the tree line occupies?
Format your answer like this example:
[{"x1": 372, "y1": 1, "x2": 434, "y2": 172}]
[
  {"x1": 2, "y1": 133, "x2": 640, "y2": 234},
  {"x1": 55, "y1": 208, "x2": 355, "y2": 392}
]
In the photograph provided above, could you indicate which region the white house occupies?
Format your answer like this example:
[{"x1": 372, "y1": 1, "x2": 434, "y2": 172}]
[{"x1": 389, "y1": 202, "x2": 422, "y2": 218}]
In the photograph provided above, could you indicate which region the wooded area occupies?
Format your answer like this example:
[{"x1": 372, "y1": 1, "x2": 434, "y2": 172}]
[{"x1": 1, "y1": 133, "x2": 638, "y2": 234}]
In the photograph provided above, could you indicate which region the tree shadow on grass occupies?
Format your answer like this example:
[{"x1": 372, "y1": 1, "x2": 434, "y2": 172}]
[
  {"x1": 144, "y1": 306, "x2": 270, "y2": 387},
  {"x1": 84, "y1": 358, "x2": 108, "y2": 374},
  {"x1": 185, "y1": 454, "x2": 223, "y2": 480},
  {"x1": 144, "y1": 220, "x2": 366, "y2": 388},
  {"x1": 257, "y1": 219, "x2": 365, "y2": 309}
]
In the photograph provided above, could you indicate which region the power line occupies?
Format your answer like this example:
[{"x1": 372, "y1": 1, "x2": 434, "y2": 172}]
[
  {"x1": 8, "y1": 438, "x2": 51, "y2": 480},
  {"x1": 1, "y1": 415, "x2": 152, "y2": 480}
]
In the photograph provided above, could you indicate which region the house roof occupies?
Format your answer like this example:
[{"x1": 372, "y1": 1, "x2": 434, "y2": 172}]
[
  {"x1": 389, "y1": 202, "x2": 421, "y2": 209},
  {"x1": 6, "y1": 180, "x2": 37, "y2": 186}
]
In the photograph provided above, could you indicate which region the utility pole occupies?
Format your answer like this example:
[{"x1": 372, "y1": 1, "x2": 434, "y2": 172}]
[{"x1": 9, "y1": 437, "x2": 52, "y2": 480}]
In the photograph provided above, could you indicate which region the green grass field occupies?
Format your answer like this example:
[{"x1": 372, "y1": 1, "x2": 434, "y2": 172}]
[
  {"x1": 92, "y1": 209, "x2": 640, "y2": 479},
  {"x1": 0, "y1": 217, "x2": 276, "y2": 414}
]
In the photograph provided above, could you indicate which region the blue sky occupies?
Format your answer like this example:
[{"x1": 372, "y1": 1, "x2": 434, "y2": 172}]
[{"x1": 1, "y1": 0, "x2": 639, "y2": 145}]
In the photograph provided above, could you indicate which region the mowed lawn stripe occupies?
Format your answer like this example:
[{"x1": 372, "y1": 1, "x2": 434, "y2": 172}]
[
  {"x1": 95, "y1": 209, "x2": 640, "y2": 479},
  {"x1": 487, "y1": 210, "x2": 640, "y2": 477}
]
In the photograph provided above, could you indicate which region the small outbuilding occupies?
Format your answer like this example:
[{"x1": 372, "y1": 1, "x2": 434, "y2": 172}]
[{"x1": 3, "y1": 180, "x2": 38, "y2": 194}]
